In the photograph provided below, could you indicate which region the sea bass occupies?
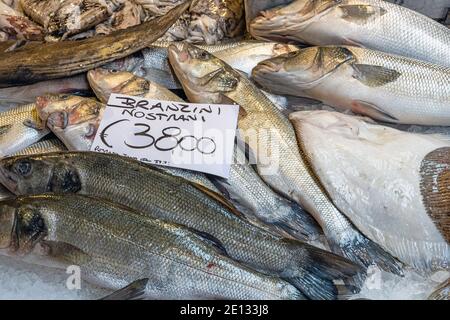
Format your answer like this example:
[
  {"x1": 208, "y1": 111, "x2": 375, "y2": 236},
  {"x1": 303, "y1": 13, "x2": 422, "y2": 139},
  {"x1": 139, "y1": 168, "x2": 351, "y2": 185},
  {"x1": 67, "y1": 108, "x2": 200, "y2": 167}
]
[
  {"x1": 0, "y1": 152, "x2": 361, "y2": 300},
  {"x1": 252, "y1": 46, "x2": 450, "y2": 126},
  {"x1": 0, "y1": 103, "x2": 50, "y2": 157},
  {"x1": 211, "y1": 144, "x2": 322, "y2": 242},
  {"x1": 103, "y1": 40, "x2": 298, "y2": 89},
  {"x1": 0, "y1": 1, "x2": 190, "y2": 87},
  {"x1": 0, "y1": 75, "x2": 91, "y2": 111},
  {"x1": 249, "y1": 0, "x2": 450, "y2": 67},
  {"x1": 0, "y1": 194, "x2": 305, "y2": 300},
  {"x1": 168, "y1": 43, "x2": 403, "y2": 276},
  {"x1": 289, "y1": 110, "x2": 450, "y2": 272},
  {"x1": 0, "y1": 1, "x2": 43, "y2": 40}
]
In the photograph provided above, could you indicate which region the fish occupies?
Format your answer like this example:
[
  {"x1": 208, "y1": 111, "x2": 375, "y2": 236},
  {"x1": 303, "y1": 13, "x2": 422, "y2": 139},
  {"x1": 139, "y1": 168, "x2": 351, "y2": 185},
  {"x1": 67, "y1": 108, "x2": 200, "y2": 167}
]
[
  {"x1": 46, "y1": 0, "x2": 123, "y2": 40},
  {"x1": 252, "y1": 46, "x2": 450, "y2": 126},
  {"x1": 211, "y1": 144, "x2": 322, "y2": 242},
  {"x1": 249, "y1": 0, "x2": 450, "y2": 68},
  {"x1": 0, "y1": 1, "x2": 44, "y2": 40},
  {"x1": 243, "y1": 0, "x2": 293, "y2": 31},
  {"x1": 428, "y1": 278, "x2": 449, "y2": 300},
  {"x1": 0, "y1": 74, "x2": 91, "y2": 111},
  {"x1": 289, "y1": 110, "x2": 450, "y2": 272},
  {"x1": 0, "y1": 103, "x2": 50, "y2": 157},
  {"x1": 0, "y1": 1, "x2": 191, "y2": 87},
  {"x1": 0, "y1": 194, "x2": 306, "y2": 300},
  {"x1": 36, "y1": 95, "x2": 104, "y2": 151},
  {"x1": 95, "y1": 0, "x2": 145, "y2": 35},
  {"x1": 104, "y1": 40, "x2": 299, "y2": 89},
  {"x1": 0, "y1": 151, "x2": 362, "y2": 300},
  {"x1": 134, "y1": 0, "x2": 184, "y2": 16},
  {"x1": 168, "y1": 43, "x2": 403, "y2": 277},
  {"x1": 20, "y1": 0, "x2": 64, "y2": 28}
]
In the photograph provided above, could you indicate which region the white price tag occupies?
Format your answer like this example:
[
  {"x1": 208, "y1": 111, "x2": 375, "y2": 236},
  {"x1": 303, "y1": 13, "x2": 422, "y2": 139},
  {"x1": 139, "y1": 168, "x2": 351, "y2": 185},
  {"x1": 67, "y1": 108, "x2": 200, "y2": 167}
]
[{"x1": 90, "y1": 94, "x2": 239, "y2": 178}]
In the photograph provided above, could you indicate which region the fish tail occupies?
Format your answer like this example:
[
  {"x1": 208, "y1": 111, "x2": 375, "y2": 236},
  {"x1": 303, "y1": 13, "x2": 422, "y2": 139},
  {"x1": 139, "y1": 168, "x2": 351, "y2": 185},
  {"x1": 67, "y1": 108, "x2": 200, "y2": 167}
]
[
  {"x1": 273, "y1": 203, "x2": 323, "y2": 242},
  {"x1": 283, "y1": 241, "x2": 364, "y2": 300},
  {"x1": 330, "y1": 231, "x2": 404, "y2": 278}
]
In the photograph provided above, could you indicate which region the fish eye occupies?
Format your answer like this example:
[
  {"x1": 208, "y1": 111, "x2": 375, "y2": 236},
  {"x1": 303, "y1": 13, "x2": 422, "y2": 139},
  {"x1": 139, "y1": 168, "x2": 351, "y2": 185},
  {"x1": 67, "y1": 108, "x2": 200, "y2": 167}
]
[
  {"x1": 110, "y1": 69, "x2": 119, "y2": 73},
  {"x1": 14, "y1": 160, "x2": 32, "y2": 177},
  {"x1": 198, "y1": 51, "x2": 209, "y2": 60}
]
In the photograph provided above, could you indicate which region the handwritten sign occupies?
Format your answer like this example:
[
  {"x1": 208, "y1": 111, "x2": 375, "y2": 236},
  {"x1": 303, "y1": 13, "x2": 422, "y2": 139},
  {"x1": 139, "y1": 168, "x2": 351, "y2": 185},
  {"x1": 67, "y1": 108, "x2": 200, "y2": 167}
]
[{"x1": 90, "y1": 94, "x2": 240, "y2": 178}]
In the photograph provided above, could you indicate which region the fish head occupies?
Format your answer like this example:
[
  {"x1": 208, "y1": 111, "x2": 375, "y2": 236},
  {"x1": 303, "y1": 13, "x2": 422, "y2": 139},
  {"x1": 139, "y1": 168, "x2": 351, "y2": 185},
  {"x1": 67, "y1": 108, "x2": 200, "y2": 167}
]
[
  {"x1": 0, "y1": 200, "x2": 47, "y2": 256},
  {"x1": 168, "y1": 42, "x2": 239, "y2": 104},
  {"x1": 250, "y1": 0, "x2": 341, "y2": 42},
  {"x1": 0, "y1": 155, "x2": 81, "y2": 195},
  {"x1": 88, "y1": 69, "x2": 149, "y2": 103},
  {"x1": 36, "y1": 94, "x2": 87, "y2": 121},
  {"x1": 252, "y1": 46, "x2": 354, "y2": 95}
]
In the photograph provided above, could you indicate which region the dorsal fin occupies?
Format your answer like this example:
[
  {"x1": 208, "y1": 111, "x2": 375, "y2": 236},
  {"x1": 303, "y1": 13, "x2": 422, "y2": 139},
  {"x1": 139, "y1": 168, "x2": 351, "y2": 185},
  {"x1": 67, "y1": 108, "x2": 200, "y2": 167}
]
[{"x1": 420, "y1": 147, "x2": 450, "y2": 242}]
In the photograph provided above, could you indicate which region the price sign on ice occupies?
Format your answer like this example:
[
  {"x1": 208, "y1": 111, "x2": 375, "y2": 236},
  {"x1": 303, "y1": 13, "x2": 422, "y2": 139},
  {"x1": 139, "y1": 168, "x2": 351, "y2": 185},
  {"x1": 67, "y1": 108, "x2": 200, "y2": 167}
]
[{"x1": 90, "y1": 94, "x2": 240, "y2": 178}]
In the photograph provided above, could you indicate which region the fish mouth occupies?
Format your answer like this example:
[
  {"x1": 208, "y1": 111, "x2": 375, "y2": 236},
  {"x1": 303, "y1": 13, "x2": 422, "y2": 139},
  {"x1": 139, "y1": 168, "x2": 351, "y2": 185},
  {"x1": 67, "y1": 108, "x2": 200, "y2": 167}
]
[{"x1": 0, "y1": 166, "x2": 18, "y2": 194}]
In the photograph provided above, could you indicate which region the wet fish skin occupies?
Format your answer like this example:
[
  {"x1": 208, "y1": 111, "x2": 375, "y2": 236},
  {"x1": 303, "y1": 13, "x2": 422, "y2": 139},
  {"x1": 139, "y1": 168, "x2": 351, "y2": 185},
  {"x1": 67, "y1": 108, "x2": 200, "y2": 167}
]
[
  {"x1": 0, "y1": 103, "x2": 50, "y2": 157},
  {"x1": 20, "y1": 0, "x2": 63, "y2": 27},
  {"x1": 95, "y1": 0, "x2": 145, "y2": 35},
  {"x1": 211, "y1": 144, "x2": 322, "y2": 242},
  {"x1": 289, "y1": 110, "x2": 449, "y2": 272},
  {"x1": 0, "y1": 194, "x2": 304, "y2": 300},
  {"x1": 428, "y1": 278, "x2": 449, "y2": 300},
  {"x1": 0, "y1": 1, "x2": 191, "y2": 87},
  {"x1": 249, "y1": 0, "x2": 450, "y2": 68},
  {"x1": 168, "y1": 42, "x2": 403, "y2": 277},
  {"x1": 252, "y1": 46, "x2": 450, "y2": 126},
  {"x1": 0, "y1": 151, "x2": 362, "y2": 300},
  {"x1": 35, "y1": 94, "x2": 104, "y2": 151},
  {"x1": 0, "y1": 74, "x2": 91, "y2": 112}
]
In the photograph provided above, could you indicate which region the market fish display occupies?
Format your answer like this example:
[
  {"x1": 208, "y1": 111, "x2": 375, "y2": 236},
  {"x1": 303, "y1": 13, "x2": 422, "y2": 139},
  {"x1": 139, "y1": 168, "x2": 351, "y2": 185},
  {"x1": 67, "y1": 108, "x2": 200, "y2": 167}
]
[
  {"x1": 0, "y1": 1, "x2": 190, "y2": 87},
  {"x1": 0, "y1": 152, "x2": 361, "y2": 300},
  {"x1": 36, "y1": 95, "x2": 104, "y2": 151},
  {"x1": 168, "y1": 43, "x2": 403, "y2": 276},
  {"x1": 290, "y1": 110, "x2": 450, "y2": 272},
  {"x1": 252, "y1": 46, "x2": 450, "y2": 126},
  {"x1": 211, "y1": 145, "x2": 322, "y2": 242},
  {"x1": 0, "y1": 1, "x2": 43, "y2": 40},
  {"x1": 0, "y1": 194, "x2": 306, "y2": 300},
  {"x1": 249, "y1": 0, "x2": 450, "y2": 68},
  {"x1": 0, "y1": 74, "x2": 90, "y2": 111},
  {"x1": 0, "y1": 103, "x2": 50, "y2": 157}
]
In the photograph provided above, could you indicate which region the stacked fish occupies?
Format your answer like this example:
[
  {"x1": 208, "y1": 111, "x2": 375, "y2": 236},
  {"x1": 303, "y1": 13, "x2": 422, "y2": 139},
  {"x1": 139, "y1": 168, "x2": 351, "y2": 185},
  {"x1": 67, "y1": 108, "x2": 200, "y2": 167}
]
[{"x1": 0, "y1": 0, "x2": 449, "y2": 300}]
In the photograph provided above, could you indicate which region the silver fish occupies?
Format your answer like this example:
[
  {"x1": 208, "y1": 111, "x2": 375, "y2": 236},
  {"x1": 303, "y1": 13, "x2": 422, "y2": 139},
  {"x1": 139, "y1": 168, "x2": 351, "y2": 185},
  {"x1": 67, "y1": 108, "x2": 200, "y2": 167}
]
[
  {"x1": 290, "y1": 110, "x2": 450, "y2": 272},
  {"x1": 211, "y1": 144, "x2": 322, "y2": 242},
  {"x1": 249, "y1": 0, "x2": 450, "y2": 67},
  {"x1": 0, "y1": 194, "x2": 305, "y2": 300},
  {"x1": 0, "y1": 103, "x2": 50, "y2": 157},
  {"x1": 168, "y1": 43, "x2": 403, "y2": 276},
  {"x1": 252, "y1": 46, "x2": 450, "y2": 126}
]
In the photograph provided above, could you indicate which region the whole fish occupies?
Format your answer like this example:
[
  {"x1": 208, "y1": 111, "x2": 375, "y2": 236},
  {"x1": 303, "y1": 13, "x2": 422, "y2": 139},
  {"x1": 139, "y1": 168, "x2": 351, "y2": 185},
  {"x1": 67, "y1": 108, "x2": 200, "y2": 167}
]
[
  {"x1": 46, "y1": 0, "x2": 122, "y2": 39},
  {"x1": 0, "y1": 194, "x2": 305, "y2": 300},
  {"x1": 211, "y1": 144, "x2": 322, "y2": 242},
  {"x1": 0, "y1": 1, "x2": 190, "y2": 87},
  {"x1": 0, "y1": 103, "x2": 50, "y2": 157},
  {"x1": 36, "y1": 95, "x2": 104, "y2": 151},
  {"x1": 428, "y1": 278, "x2": 449, "y2": 300},
  {"x1": 252, "y1": 46, "x2": 450, "y2": 126},
  {"x1": 0, "y1": 75, "x2": 91, "y2": 111},
  {"x1": 249, "y1": 0, "x2": 450, "y2": 67},
  {"x1": 0, "y1": 152, "x2": 361, "y2": 300},
  {"x1": 168, "y1": 43, "x2": 403, "y2": 276},
  {"x1": 0, "y1": 1, "x2": 43, "y2": 40},
  {"x1": 290, "y1": 110, "x2": 450, "y2": 272},
  {"x1": 104, "y1": 41, "x2": 299, "y2": 89}
]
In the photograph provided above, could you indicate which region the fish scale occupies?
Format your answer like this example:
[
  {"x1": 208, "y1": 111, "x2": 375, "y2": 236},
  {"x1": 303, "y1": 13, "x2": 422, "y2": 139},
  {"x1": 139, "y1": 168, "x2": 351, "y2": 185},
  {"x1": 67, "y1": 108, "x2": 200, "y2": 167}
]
[{"x1": 0, "y1": 194, "x2": 303, "y2": 300}]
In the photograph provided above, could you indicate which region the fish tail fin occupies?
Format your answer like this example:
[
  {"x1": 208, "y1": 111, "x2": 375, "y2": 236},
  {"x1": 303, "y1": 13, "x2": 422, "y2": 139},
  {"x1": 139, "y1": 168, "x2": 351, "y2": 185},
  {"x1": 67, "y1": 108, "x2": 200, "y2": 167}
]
[
  {"x1": 100, "y1": 279, "x2": 149, "y2": 300},
  {"x1": 283, "y1": 241, "x2": 364, "y2": 300},
  {"x1": 272, "y1": 202, "x2": 323, "y2": 242},
  {"x1": 330, "y1": 231, "x2": 404, "y2": 278}
]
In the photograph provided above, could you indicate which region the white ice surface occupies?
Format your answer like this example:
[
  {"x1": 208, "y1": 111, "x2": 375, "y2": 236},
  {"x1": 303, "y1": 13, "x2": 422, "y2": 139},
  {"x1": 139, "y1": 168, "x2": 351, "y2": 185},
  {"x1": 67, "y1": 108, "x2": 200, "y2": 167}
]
[{"x1": 0, "y1": 256, "x2": 108, "y2": 300}]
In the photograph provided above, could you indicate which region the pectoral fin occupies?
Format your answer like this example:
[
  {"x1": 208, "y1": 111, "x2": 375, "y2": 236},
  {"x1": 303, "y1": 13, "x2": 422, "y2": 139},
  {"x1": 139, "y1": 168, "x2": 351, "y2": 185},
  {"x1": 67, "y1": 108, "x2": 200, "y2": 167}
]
[
  {"x1": 40, "y1": 240, "x2": 92, "y2": 266},
  {"x1": 352, "y1": 64, "x2": 401, "y2": 87},
  {"x1": 101, "y1": 279, "x2": 149, "y2": 300},
  {"x1": 351, "y1": 100, "x2": 398, "y2": 123},
  {"x1": 188, "y1": 228, "x2": 228, "y2": 256},
  {"x1": 339, "y1": 5, "x2": 387, "y2": 24}
]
